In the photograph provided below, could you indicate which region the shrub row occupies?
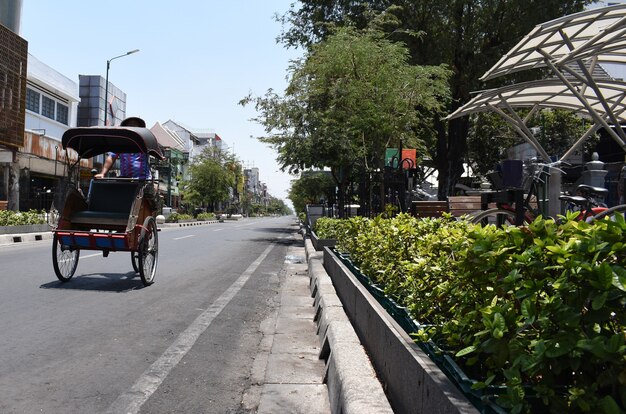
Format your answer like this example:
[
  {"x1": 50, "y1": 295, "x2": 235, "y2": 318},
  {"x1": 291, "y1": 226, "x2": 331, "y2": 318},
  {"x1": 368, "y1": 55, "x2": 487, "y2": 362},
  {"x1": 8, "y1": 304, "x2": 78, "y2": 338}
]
[
  {"x1": 330, "y1": 213, "x2": 626, "y2": 413},
  {"x1": 314, "y1": 216, "x2": 343, "y2": 239},
  {"x1": 165, "y1": 212, "x2": 194, "y2": 223},
  {"x1": 0, "y1": 210, "x2": 46, "y2": 226},
  {"x1": 196, "y1": 212, "x2": 216, "y2": 221}
]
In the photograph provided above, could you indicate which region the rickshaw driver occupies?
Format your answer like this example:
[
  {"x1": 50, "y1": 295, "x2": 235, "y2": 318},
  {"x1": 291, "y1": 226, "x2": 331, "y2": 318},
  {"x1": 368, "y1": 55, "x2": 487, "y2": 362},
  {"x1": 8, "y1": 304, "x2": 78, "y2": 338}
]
[{"x1": 95, "y1": 116, "x2": 158, "y2": 209}]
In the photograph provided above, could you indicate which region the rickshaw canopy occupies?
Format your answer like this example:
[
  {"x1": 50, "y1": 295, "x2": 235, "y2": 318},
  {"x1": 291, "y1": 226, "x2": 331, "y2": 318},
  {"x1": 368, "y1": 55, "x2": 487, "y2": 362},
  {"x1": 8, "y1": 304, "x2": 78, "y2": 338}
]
[{"x1": 61, "y1": 127, "x2": 165, "y2": 160}]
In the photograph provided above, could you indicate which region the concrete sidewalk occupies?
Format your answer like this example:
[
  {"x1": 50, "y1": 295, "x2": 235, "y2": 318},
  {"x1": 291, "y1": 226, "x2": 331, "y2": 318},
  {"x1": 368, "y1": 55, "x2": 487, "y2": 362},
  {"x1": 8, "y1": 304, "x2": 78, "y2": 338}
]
[{"x1": 244, "y1": 239, "x2": 331, "y2": 413}]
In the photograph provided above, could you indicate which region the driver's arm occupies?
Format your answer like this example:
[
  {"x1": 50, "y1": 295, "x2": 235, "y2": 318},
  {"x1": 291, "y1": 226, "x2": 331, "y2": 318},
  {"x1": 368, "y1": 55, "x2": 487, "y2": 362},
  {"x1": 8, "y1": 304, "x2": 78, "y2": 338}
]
[{"x1": 95, "y1": 154, "x2": 115, "y2": 179}]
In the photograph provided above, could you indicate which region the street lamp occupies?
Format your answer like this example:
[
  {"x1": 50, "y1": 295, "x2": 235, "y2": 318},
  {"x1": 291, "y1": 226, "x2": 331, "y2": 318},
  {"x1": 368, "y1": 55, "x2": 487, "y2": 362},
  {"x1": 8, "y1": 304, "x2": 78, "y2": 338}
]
[{"x1": 103, "y1": 49, "x2": 139, "y2": 126}]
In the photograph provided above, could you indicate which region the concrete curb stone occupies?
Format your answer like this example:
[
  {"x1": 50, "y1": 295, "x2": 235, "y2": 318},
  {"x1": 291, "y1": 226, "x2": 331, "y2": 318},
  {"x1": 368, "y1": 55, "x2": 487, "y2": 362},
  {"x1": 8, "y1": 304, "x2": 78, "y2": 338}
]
[
  {"x1": 0, "y1": 231, "x2": 53, "y2": 246},
  {"x1": 303, "y1": 235, "x2": 393, "y2": 414},
  {"x1": 0, "y1": 219, "x2": 223, "y2": 246}
]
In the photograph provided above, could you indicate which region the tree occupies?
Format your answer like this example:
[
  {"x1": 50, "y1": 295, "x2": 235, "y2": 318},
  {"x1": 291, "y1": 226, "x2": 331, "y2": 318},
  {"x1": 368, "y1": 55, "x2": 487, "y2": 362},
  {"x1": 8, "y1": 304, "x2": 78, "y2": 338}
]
[
  {"x1": 182, "y1": 147, "x2": 236, "y2": 211},
  {"x1": 288, "y1": 171, "x2": 336, "y2": 214},
  {"x1": 277, "y1": 0, "x2": 593, "y2": 198},
  {"x1": 243, "y1": 26, "x2": 450, "y2": 216}
]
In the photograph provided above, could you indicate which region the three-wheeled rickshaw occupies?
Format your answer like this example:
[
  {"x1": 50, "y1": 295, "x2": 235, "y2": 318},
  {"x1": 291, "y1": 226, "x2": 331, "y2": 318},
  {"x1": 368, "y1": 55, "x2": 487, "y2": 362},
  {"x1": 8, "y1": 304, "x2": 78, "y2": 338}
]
[{"x1": 49, "y1": 126, "x2": 165, "y2": 286}]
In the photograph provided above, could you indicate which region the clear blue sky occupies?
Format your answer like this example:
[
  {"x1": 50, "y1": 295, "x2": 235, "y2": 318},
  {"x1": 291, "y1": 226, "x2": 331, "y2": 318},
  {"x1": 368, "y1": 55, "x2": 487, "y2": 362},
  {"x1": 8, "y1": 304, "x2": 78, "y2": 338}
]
[{"x1": 20, "y1": 0, "x2": 302, "y2": 206}]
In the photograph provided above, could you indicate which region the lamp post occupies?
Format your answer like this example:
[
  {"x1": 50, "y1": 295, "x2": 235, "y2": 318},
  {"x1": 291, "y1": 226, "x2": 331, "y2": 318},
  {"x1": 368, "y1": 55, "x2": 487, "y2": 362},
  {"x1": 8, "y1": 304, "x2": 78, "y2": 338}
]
[{"x1": 103, "y1": 49, "x2": 139, "y2": 126}]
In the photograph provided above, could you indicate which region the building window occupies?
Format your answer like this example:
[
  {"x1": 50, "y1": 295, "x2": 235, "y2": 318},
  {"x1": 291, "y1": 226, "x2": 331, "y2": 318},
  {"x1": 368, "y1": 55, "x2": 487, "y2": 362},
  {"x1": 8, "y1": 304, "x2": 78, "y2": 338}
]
[
  {"x1": 41, "y1": 95, "x2": 55, "y2": 119},
  {"x1": 26, "y1": 88, "x2": 40, "y2": 113},
  {"x1": 56, "y1": 103, "x2": 68, "y2": 125}
]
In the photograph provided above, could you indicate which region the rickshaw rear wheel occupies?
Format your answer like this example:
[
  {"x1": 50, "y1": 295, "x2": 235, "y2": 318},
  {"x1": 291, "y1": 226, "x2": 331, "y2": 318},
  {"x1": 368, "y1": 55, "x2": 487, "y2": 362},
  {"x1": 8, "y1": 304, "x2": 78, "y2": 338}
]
[
  {"x1": 138, "y1": 216, "x2": 158, "y2": 286},
  {"x1": 131, "y1": 252, "x2": 139, "y2": 273},
  {"x1": 52, "y1": 233, "x2": 80, "y2": 282}
]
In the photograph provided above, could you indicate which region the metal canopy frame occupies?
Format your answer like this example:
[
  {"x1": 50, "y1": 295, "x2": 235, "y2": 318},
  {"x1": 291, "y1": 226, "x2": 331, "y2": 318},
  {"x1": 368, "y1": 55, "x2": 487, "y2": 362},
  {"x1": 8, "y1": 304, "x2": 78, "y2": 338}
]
[
  {"x1": 481, "y1": 4, "x2": 626, "y2": 81},
  {"x1": 449, "y1": 5, "x2": 626, "y2": 217},
  {"x1": 452, "y1": 4, "x2": 626, "y2": 163},
  {"x1": 448, "y1": 78, "x2": 626, "y2": 162}
]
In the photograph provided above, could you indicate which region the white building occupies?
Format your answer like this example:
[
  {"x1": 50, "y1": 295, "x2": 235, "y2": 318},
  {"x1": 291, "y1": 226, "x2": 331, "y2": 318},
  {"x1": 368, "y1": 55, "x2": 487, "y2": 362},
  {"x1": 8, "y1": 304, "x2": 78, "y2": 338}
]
[
  {"x1": 16, "y1": 54, "x2": 81, "y2": 211},
  {"x1": 25, "y1": 54, "x2": 79, "y2": 137}
]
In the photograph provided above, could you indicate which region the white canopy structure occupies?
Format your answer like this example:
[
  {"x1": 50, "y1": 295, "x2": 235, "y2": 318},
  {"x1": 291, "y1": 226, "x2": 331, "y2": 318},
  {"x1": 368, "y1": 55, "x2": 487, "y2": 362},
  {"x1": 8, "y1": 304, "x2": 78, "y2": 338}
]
[
  {"x1": 450, "y1": 4, "x2": 626, "y2": 160},
  {"x1": 448, "y1": 4, "x2": 626, "y2": 216},
  {"x1": 448, "y1": 78, "x2": 626, "y2": 161},
  {"x1": 481, "y1": 4, "x2": 626, "y2": 81}
]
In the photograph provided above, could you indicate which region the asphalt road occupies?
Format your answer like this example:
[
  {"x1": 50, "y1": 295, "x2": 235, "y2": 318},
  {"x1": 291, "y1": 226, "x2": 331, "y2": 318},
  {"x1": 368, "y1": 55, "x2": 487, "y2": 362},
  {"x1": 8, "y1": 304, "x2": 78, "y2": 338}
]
[{"x1": 0, "y1": 216, "x2": 298, "y2": 413}]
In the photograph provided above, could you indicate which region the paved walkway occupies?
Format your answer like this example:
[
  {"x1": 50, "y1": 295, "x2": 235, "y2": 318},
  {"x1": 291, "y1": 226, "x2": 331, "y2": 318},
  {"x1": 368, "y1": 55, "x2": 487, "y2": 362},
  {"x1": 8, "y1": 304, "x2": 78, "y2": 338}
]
[{"x1": 246, "y1": 238, "x2": 330, "y2": 413}]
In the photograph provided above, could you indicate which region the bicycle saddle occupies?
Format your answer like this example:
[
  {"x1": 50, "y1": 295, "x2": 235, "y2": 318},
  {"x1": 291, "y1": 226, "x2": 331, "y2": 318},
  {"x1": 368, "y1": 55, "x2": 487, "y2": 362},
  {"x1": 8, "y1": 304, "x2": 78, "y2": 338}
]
[
  {"x1": 559, "y1": 195, "x2": 588, "y2": 206},
  {"x1": 576, "y1": 184, "x2": 608, "y2": 197}
]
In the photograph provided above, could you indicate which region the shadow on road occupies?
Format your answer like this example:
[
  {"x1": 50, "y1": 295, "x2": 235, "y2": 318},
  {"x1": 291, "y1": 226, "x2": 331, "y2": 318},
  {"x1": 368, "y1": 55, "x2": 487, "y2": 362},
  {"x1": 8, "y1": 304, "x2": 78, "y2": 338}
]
[
  {"x1": 40, "y1": 272, "x2": 145, "y2": 292},
  {"x1": 249, "y1": 227, "x2": 303, "y2": 246}
]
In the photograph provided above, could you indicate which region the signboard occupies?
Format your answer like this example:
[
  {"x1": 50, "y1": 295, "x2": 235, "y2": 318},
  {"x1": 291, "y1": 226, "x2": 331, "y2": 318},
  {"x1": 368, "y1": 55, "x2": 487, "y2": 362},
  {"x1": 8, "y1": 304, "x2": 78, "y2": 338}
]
[{"x1": 385, "y1": 148, "x2": 417, "y2": 169}]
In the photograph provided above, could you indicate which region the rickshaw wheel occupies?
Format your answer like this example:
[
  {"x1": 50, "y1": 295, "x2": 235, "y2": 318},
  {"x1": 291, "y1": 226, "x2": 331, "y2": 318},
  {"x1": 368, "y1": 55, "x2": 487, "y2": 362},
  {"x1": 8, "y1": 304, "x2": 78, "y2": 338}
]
[
  {"x1": 52, "y1": 233, "x2": 80, "y2": 282},
  {"x1": 131, "y1": 252, "x2": 139, "y2": 273},
  {"x1": 138, "y1": 216, "x2": 158, "y2": 286}
]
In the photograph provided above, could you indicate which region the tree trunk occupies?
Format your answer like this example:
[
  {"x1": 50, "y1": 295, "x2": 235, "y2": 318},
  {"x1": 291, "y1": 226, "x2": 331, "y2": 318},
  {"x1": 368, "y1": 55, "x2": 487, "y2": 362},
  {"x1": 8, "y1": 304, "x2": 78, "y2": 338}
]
[{"x1": 437, "y1": 117, "x2": 470, "y2": 200}]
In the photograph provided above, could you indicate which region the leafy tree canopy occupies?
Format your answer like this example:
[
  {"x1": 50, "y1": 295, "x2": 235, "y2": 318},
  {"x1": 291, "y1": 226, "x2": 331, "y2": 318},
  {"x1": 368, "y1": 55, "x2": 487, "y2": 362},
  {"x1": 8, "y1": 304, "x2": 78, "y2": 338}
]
[
  {"x1": 276, "y1": 0, "x2": 594, "y2": 197},
  {"x1": 288, "y1": 170, "x2": 336, "y2": 214},
  {"x1": 243, "y1": 25, "x2": 450, "y2": 214},
  {"x1": 182, "y1": 147, "x2": 236, "y2": 209}
]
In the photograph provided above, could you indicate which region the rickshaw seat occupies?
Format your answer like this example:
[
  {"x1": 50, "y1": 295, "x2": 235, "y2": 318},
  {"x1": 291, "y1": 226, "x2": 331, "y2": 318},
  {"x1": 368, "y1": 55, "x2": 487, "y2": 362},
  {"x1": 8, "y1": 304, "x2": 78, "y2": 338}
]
[{"x1": 70, "y1": 180, "x2": 142, "y2": 226}]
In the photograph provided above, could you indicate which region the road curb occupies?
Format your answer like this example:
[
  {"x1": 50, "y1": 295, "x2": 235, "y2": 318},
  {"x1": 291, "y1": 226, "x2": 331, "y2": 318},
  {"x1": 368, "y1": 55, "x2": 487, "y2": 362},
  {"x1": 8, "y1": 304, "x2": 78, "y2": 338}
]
[
  {"x1": 0, "y1": 231, "x2": 53, "y2": 246},
  {"x1": 304, "y1": 236, "x2": 393, "y2": 414},
  {"x1": 158, "y1": 220, "x2": 221, "y2": 228},
  {"x1": 0, "y1": 219, "x2": 222, "y2": 247}
]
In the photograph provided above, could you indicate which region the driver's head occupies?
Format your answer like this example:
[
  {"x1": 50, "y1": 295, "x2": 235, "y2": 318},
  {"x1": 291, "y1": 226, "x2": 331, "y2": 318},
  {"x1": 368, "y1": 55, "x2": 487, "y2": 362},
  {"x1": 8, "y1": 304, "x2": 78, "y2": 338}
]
[{"x1": 120, "y1": 116, "x2": 146, "y2": 127}]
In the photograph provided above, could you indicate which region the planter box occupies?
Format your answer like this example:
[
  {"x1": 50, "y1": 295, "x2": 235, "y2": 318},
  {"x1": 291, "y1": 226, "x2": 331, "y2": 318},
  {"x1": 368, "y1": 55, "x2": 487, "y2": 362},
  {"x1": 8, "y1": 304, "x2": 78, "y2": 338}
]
[
  {"x1": 323, "y1": 247, "x2": 479, "y2": 414},
  {"x1": 0, "y1": 224, "x2": 50, "y2": 235},
  {"x1": 310, "y1": 230, "x2": 336, "y2": 251}
]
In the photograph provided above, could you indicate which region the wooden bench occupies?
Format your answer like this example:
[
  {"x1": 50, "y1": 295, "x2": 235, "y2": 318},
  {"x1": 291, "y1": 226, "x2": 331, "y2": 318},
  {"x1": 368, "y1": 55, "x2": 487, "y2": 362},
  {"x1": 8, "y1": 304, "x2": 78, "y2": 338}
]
[
  {"x1": 448, "y1": 195, "x2": 483, "y2": 217},
  {"x1": 0, "y1": 200, "x2": 7, "y2": 211},
  {"x1": 70, "y1": 180, "x2": 141, "y2": 227},
  {"x1": 410, "y1": 200, "x2": 450, "y2": 218}
]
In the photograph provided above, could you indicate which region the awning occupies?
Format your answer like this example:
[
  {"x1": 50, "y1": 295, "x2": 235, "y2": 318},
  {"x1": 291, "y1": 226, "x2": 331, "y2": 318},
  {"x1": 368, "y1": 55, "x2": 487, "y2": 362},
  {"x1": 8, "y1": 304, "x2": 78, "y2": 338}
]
[
  {"x1": 481, "y1": 4, "x2": 626, "y2": 81},
  {"x1": 448, "y1": 79, "x2": 626, "y2": 121},
  {"x1": 450, "y1": 5, "x2": 626, "y2": 163}
]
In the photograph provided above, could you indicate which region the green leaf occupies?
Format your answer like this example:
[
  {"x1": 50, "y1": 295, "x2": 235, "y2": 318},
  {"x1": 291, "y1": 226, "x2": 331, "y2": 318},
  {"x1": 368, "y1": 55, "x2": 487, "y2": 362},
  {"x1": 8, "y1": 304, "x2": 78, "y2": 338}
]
[
  {"x1": 592, "y1": 262, "x2": 613, "y2": 290},
  {"x1": 592, "y1": 292, "x2": 608, "y2": 310},
  {"x1": 607, "y1": 334, "x2": 624, "y2": 354},
  {"x1": 612, "y1": 266, "x2": 626, "y2": 292},
  {"x1": 577, "y1": 337, "x2": 609, "y2": 359},
  {"x1": 545, "y1": 336, "x2": 576, "y2": 358},
  {"x1": 546, "y1": 245, "x2": 565, "y2": 254},
  {"x1": 455, "y1": 345, "x2": 476, "y2": 357},
  {"x1": 521, "y1": 298, "x2": 535, "y2": 321},
  {"x1": 598, "y1": 395, "x2": 620, "y2": 414},
  {"x1": 492, "y1": 313, "x2": 506, "y2": 339}
]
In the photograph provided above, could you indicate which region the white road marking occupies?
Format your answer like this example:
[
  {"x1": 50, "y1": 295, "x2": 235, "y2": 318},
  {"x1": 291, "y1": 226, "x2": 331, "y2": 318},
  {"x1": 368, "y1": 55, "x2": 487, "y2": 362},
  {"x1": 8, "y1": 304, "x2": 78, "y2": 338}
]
[
  {"x1": 173, "y1": 235, "x2": 195, "y2": 240},
  {"x1": 213, "y1": 228, "x2": 224, "y2": 232},
  {"x1": 105, "y1": 243, "x2": 276, "y2": 414}
]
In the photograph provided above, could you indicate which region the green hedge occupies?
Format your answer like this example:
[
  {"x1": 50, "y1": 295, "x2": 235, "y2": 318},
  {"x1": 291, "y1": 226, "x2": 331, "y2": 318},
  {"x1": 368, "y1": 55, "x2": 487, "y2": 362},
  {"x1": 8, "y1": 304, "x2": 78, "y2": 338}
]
[
  {"x1": 0, "y1": 210, "x2": 46, "y2": 226},
  {"x1": 165, "y1": 212, "x2": 193, "y2": 223},
  {"x1": 333, "y1": 213, "x2": 626, "y2": 413},
  {"x1": 196, "y1": 212, "x2": 216, "y2": 221},
  {"x1": 313, "y1": 216, "x2": 344, "y2": 239}
]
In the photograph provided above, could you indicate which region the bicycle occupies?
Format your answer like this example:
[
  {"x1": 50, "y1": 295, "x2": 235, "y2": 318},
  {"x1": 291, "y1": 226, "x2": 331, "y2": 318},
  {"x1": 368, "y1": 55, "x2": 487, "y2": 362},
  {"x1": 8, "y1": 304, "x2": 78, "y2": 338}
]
[{"x1": 471, "y1": 159, "x2": 608, "y2": 226}]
